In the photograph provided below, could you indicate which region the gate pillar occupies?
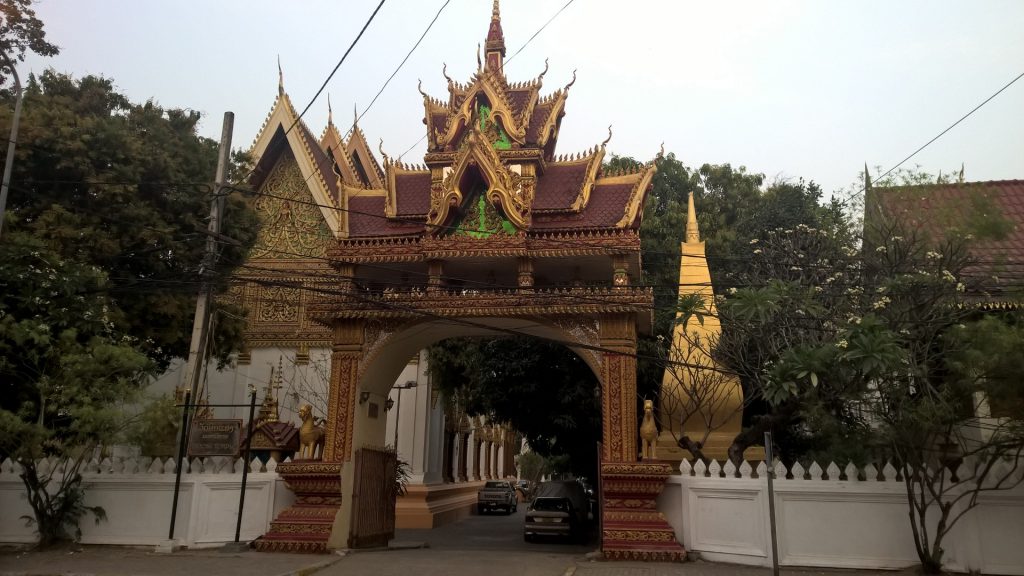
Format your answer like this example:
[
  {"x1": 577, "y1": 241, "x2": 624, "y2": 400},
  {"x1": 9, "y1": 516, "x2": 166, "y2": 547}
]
[{"x1": 598, "y1": 314, "x2": 686, "y2": 561}]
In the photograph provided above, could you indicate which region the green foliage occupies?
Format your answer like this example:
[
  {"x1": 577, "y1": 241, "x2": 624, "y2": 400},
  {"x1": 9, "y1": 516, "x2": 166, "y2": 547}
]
[
  {"x1": 429, "y1": 337, "x2": 600, "y2": 479},
  {"x1": 0, "y1": 230, "x2": 154, "y2": 545},
  {"x1": 0, "y1": 71, "x2": 258, "y2": 369},
  {"x1": 516, "y1": 450, "x2": 551, "y2": 484},
  {"x1": 0, "y1": 0, "x2": 59, "y2": 83},
  {"x1": 123, "y1": 394, "x2": 180, "y2": 458}
]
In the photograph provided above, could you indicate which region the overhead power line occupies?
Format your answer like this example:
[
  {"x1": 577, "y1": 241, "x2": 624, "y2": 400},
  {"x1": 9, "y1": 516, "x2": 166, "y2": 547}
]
[
  {"x1": 344, "y1": 0, "x2": 453, "y2": 140},
  {"x1": 285, "y1": 0, "x2": 388, "y2": 139},
  {"x1": 844, "y1": 70, "x2": 1024, "y2": 205},
  {"x1": 397, "y1": 0, "x2": 579, "y2": 160}
]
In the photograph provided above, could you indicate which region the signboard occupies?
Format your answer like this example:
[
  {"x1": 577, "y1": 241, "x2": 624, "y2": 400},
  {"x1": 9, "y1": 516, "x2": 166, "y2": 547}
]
[{"x1": 188, "y1": 419, "x2": 242, "y2": 457}]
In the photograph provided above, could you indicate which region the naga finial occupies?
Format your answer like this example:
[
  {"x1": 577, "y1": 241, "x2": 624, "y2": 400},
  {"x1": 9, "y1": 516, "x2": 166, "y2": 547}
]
[
  {"x1": 565, "y1": 69, "x2": 577, "y2": 90},
  {"x1": 277, "y1": 55, "x2": 284, "y2": 95},
  {"x1": 417, "y1": 79, "x2": 427, "y2": 99},
  {"x1": 602, "y1": 125, "x2": 613, "y2": 148},
  {"x1": 443, "y1": 62, "x2": 454, "y2": 85},
  {"x1": 379, "y1": 138, "x2": 389, "y2": 164},
  {"x1": 657, "y1": 141, "x2": 665, "y2": 160}
]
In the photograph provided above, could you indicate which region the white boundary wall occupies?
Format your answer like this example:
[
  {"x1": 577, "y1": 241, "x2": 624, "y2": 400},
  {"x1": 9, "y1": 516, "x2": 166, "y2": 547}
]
[
  {"x1": 0, "y1": 456, "x2": 294, "y2": 549},
  {"x1": 658, "y1": 459, "x2": 1024, "y2": 575}
]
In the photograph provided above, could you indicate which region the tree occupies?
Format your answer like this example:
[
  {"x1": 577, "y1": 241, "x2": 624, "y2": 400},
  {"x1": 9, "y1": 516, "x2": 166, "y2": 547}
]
[
  {"x1": 0, "y1": 71, "x2": 258, "y2": 368},
  {"x1": 429, "y1": 337, "x2": 601, "y2": 479},
  {"x1": 0, "y1": 70, "x2": 258, "y2": 546},
  {"x1": 0, "y1": 230, "x2": 153, "y2": 545},
  {"x1": 0, "y1": 0, "x2": 58, "y2": 85},
  {"x1": 760, "y1": 178, "x2": 1024, "y2": 573}
]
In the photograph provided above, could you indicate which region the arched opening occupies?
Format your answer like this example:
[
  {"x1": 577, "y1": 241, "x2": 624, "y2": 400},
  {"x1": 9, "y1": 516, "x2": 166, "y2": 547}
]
[{"x1": 353, "y1": 318, "x2": 603, "y2": 550}]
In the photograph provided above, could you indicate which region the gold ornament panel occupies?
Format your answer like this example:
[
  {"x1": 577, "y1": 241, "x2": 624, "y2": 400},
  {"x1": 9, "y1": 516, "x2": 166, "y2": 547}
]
[{"x1": 251, "y1": 153, "x2": 333, "y2": 260}]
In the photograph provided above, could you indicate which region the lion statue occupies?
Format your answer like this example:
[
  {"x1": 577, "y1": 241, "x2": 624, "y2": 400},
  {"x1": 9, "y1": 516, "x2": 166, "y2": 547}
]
[
  {"x1": 297, "y1": 404, "x2": 325, "y2": 460},
  {"x1": 640, "y1": 399, "x2": 658, "y2": 460}
]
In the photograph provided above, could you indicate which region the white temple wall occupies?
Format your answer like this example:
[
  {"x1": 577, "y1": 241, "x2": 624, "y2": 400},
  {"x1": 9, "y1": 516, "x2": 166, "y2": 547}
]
[{"x1": 657, "y1": 459, "x2": 1024, "y2": 575}]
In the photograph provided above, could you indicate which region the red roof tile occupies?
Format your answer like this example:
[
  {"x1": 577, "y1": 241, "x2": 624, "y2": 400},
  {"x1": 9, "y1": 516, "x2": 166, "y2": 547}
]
[
  {"x1": 526, "y1": 101, "x2": 554, "y2": 144},
  {"x1": 506, "y1": 88, "x2": 534, "y2": 118},
  {"x1": 395, "y1": 172, "x2": 432, "y2": 216},
  {"x1": 534, "y1": 162, "x2": 589, "y2": 211},
  {"x1": 532, "y1": 180, "x2": 635, "y2": 231},
  {"x1": 868, "y1": 180, "x2": 1024, "y2": 298},
  {"x1": 347, "y1": 196, "x2": 425, "y2": 238}
]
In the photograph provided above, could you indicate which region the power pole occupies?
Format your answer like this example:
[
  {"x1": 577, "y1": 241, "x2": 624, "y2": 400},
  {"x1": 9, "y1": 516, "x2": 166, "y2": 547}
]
[
  {"x1": 181, "y1": 112, "x2": 234, "y2": 413},
  {"x1": 0, "y1": 67, "x2": 24, "y2": 238}
]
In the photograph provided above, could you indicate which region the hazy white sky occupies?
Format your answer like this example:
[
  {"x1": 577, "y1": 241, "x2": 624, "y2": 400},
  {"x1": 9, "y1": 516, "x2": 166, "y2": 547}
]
[{"x1": 23, "y1": 0, "x2": 1024, "y2": 196}]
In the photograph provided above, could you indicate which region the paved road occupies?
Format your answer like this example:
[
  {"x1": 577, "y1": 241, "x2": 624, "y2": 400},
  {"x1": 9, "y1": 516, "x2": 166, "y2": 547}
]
[
  {"x1": 393, "y1": 503, "x2": 598, "y2": 554},
  {"x1": 1, "y1": 508, "x2": 919, "y2": 576}
]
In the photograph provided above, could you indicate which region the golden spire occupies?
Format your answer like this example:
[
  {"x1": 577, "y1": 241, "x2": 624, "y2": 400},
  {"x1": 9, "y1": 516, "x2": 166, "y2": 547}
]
[
  {"x1": 327, "y1": 94, "x2": 334, "y2": 126},
  {"x1": 686, "y1": 191, "x2": 700, "y2": 243},
  {"x1": 484, "y1": 0, "x2": 506, "y2": 72}
]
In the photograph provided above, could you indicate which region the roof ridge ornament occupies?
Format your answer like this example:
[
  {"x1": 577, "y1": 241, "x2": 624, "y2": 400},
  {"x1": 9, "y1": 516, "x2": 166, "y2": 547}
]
[
  {"x1": 277, "y1": 55, "x2": 284, "y2": 95},
  {"x1": 539, "y1": 58, "x2": 549, "y2": 82},
  {"x1": 565, "y1": 69, "x2": 577, "y2": 91},
  {"x1": 443, "y1": 63, "x2": 454, "y2": 86},
  {"x1": 327, "y1": 94, "x2": 334, "y2": 126},
  {"x1": 602, "y1": 125, "x2": 613, "y2": 149}
]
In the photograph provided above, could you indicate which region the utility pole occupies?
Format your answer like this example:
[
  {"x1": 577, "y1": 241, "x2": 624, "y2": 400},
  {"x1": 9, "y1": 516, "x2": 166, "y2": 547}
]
[
  {"x1": 181, "y1": 112, "x2": 234, "y2": 414},
  {"x1": 0, "y1": 67, "x2": 24, "y2": 238}
]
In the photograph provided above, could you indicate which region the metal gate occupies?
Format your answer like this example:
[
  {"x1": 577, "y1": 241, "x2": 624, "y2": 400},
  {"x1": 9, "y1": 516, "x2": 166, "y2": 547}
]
[{"x1": 348, "y1": 446, "x2": 397, "y2": 549}]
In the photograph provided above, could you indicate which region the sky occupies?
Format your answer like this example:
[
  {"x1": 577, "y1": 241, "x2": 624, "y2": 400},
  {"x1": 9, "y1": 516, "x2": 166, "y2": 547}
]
[{"x1": 22, "y1": 0, "x2": 1024, "y2": 198}]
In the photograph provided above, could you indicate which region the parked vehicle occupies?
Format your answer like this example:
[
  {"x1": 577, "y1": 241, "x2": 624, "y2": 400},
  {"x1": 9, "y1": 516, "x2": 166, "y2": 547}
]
[
  {"x1": 477, "y1": 480, "x2": 517, "y2": 514},
  {"x1": 523, "y1": 480, "x2": 590, "y2": 542}
]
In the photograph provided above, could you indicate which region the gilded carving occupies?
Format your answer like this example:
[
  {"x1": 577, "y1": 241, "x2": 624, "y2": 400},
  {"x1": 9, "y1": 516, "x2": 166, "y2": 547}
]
[
  {"x1": 251, "y1": 154, "x2": 333, "y2": 259},
  {"x1": 257, "y1": 285, "x2": 301, "y2": 323}
]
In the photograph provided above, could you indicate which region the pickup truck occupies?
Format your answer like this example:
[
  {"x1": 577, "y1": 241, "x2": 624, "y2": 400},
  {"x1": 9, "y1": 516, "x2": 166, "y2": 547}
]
[{"x1": 477, "y1": 480, "x2": 517, "y2": 515}]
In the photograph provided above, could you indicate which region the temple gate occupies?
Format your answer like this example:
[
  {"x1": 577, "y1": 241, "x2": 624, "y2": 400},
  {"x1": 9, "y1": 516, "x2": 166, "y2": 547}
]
[{"x1": 234, "y1": 1, "x2": 684, "y2": 560}]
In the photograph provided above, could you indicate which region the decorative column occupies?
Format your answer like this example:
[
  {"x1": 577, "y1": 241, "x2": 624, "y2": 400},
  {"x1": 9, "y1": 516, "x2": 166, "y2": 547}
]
[
  {"x1": 483, "y1": 439, "x2": 492, "y2": 480},
  {"x1": 472, "y1": 437, "x2": 481, "y2": 481},
  {"x1": 598, "y1": 313, "x2": 685, "y2": 562},
  {"x1": 458, "y1": 433, "x2": 469, "y2": 482},
  {"x1": 427, "y1": 259, "x2": 444, "y2": 292},
  {"x1": 255, "y1": 318, "x2": 362, "y2": 553},
  {"x1": 517, "y1": 257, "x2": 534, "y2": 291}
]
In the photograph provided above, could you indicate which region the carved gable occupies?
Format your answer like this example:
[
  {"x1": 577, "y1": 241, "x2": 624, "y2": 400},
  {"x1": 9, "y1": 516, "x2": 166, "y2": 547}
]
[{"x1": 250, "y1": 152, "x2": 334, "y2": 260}]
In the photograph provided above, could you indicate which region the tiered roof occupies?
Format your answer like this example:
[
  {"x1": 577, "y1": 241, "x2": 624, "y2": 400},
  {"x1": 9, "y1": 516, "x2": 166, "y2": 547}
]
[{"x1": 247, "y1": 0, "x2": 657, "y2": 244}]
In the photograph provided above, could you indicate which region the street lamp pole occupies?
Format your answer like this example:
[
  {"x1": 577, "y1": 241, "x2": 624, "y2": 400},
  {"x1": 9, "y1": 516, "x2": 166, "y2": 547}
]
[{"x1": 391, "y1": 381, "x2": 417, "y2": 451}]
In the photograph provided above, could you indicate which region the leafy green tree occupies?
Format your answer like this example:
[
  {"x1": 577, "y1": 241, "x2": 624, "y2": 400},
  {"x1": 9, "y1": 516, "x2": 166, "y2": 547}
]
[
  {"x1": 758, "y1": 179, "x2": 1024, "y2": 574},
  {"x1": 429, "y1": 337, "x2": 601, "y2": 479},
  {"x1": 0, "y1": 71, "x2": 258, "y2": 368},
  {"x1": 0, "y1": 70, "x2": 258, "y2": 546},
  {"x1": 0, "y1": 0, "x2": 59, "y2": 85},
  {"x1": 0, "y1": 230, "x2": 154, "y2": 546}
]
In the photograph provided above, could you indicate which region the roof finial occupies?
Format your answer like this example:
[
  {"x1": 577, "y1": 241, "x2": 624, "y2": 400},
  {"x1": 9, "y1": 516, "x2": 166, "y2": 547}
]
[
  {"x1": 443, "y1": 63, "x2": 454, "y2": 86},
  {"x1": 417, "y1": 78, "x2": 427, "y2": 99},
  {"x1": 327, "y1": 94, "x2": 334, "y2": 126},
  {"x1": 484, "y1": 0, "x2": 506, "y2": 64},
  {"x1": 477, "y1": 43, "x2": 482, "y2": 71},
  {"x1": 538, "y1": 58, "x2": 549, "y2": 82},
  {"x1": 686, "y1": 191, "x2": 701, "y2": 243},
  {"x1": 657, "y1": 141, "x2": 665, "y2": 160},
  {"x1": 379, "y1": 138, "x2": 390, "y2": 165},
  {"x1": 958, "y1": 162, "x2": 965, "y2": 183},
  {"x1": 277, "y1": 55, "x2": 284, "y2": 95},
  {"x1": 565, "y1": 69, "x2": 577, "y2": 90},
  {"x1": 353, "y1": 102, "x2": 359, "y2": 126},
  {"x1": 864, "y1": 162, "x2": 871, "y2": 191},
  {"x1": 601, "y1": 125, "x2": 613, "y2": 148}
]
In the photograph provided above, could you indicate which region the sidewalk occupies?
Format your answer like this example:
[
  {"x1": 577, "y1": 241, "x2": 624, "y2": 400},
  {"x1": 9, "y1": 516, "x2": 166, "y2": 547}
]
[{"x1": 0, "y1": 545, "x2": 921, "y2": 576}]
